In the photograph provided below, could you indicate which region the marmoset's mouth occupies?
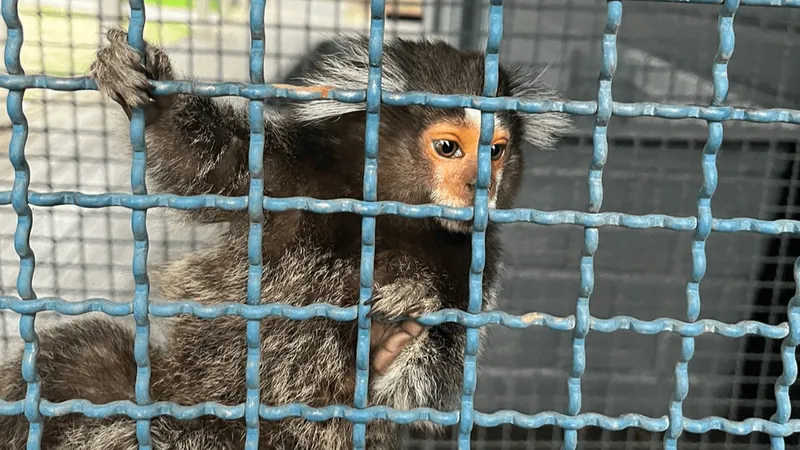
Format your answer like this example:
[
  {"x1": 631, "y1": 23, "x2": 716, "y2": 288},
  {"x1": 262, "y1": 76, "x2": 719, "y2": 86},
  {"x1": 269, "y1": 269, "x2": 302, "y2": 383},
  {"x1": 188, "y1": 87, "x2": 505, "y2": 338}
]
[{"x1": 369, "y1": 320, "x2": 427, "y2": 375}]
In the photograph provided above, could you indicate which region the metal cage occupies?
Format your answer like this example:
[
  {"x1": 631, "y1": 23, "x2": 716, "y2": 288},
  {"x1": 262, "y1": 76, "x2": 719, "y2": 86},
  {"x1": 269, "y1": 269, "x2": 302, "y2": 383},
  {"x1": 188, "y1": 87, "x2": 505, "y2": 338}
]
[{"x1": 1, "y1": 0, "x2": 800, "y2": 449}]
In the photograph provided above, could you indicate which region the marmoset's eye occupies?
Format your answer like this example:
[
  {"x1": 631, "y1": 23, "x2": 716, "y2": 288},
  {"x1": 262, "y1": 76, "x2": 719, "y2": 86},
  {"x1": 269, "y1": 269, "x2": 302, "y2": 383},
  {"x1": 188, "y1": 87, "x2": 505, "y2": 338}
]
[
  {"x1": 491, "y1": 143, "x2": 507, "y2": 160},
  {"x1": 432, "y1": 140, "x2": 464, "y2": 158}
]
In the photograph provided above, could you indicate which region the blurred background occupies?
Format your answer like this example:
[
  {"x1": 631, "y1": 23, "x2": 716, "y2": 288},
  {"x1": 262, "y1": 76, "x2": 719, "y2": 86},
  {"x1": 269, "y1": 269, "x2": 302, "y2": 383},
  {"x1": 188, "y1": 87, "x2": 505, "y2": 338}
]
[{"x1": 1, "y1": 0, "x2": 799, "y2": 448}]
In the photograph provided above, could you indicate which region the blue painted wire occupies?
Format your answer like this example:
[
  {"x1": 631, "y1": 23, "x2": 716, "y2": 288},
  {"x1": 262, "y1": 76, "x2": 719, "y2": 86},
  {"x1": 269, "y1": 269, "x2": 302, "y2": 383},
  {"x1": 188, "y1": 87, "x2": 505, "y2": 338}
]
[
  {"x1": 352, "y1": 1, "x2": 387, "y2": 447},
  {"x1": 769, "y1": 256, "x2": 800, "y2": 449},
  {"x1": 3, "y1": 74, "x2": 800, "y2": 124},
  {"x1": 1, "y1": 0, "x2": 43, "y2": 448},
  {"x1": 457, "y1": 1, "x2": 503, "y2": 447},
  {"x1": 562, "y1": 2, "x2": 619, "y2": 449},
  {"x1": 664, "y1": 1, "x2": 738, "y2": 448},
  {"x1": 5, "y1": 395, "x2": 800, "y2": 437},
  {"x1": 0, "y1": 295, "x2": 792, "y2": 340},
  {"x1": 7, "y1": 190, "x2": 800, "y2": 235},
  {"x1": 245, "y1": 0, "x2": 267, "y2": 447},
  {"x1": 124, "y1": 1, "x2": 154, "y2": 448}
]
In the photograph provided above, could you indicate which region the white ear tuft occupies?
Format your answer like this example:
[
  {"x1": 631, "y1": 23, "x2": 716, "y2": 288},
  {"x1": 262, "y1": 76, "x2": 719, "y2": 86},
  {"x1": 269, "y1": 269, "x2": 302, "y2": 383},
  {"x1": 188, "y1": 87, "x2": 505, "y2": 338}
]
[
  {"x1": 290, "y1": 36, "x2": 407, "y2": 123},
  {"x1": 506, "y1": 65, "x2": 572, "y2": 150}
]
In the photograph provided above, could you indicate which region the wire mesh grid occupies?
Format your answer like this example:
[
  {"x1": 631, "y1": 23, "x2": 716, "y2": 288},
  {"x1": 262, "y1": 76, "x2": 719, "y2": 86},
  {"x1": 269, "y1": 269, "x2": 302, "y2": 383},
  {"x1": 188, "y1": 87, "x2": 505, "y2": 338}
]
[{"x1": 1, "y1": 0, "x2": 800, "y2": 449}]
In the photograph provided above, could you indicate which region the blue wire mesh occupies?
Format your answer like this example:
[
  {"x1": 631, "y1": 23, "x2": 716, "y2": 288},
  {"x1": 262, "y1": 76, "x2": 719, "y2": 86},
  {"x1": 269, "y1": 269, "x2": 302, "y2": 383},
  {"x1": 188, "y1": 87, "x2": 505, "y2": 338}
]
[{"x1": 1, "y1": 0, "x2": 800, "y2": 449}]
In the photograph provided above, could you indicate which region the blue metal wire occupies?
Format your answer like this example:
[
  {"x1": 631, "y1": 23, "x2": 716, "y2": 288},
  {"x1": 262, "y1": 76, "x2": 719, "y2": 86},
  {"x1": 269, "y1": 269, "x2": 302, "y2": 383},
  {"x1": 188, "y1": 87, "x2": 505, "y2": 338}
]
[
  {"x1": 125, "y1": 1, "x2": 154, "y2": 448},
  {"x1": 457, "y1": 1, "x2": 503, "y2": 447},
  {"x1": 769, "y1": 256, "x2": 800, "y2": 449},
  {"x1": 562, "y1": 2, "x2": 619, "y2": 449},
  {"x1": 245, "y1": 0, "x2": 267, "y2": 447},
  {"x1": 3, "y1": 394, "x2": 800, "y2": 437},
  {"x1": 351, "y1": 0, "x2": 386, "y2": 447},
  {"x1": 1, "y1": 0, "x2": 43, "y2": 449},
  {"x1": 4, "y1": 75, "x2": 800, "y2": 124},
  {"x1": 0, "y1": 295, "x2": 792, "y2": 339},
  {"x1": 2, "y1": 0, "x2": 800, "y2": 448},
  {"x1": 665, "y1": 1, "x2": 738, "y2": 448}
]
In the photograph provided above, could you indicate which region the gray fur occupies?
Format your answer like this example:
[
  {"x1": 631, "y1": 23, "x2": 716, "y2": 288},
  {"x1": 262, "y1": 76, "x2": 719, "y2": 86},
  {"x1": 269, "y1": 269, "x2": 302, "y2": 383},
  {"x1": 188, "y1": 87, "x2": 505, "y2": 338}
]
[
  {"x1": 288, "y1": 35, "x2": 406, "y2": 123},
  {"x1": 0, "y1": 29, "x2": 569, "y2": 449},
  {"x1": 504, "y1": 65, "x2": 570, "y2": 149}
]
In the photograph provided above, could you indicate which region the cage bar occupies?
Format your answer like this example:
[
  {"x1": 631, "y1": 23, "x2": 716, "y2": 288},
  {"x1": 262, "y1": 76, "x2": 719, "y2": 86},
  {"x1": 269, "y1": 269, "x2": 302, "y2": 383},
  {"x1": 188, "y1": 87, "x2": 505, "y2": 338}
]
[
  {"x1": 351, "y1": 0, "x2": 387, "y2": 447},
  {"x1": 457, "y1": 0, "x2": 503, "y2": 448},
  {"x1": 1, "y1": 0, "x2": 43, "y2": 448},
  {"x1": 664, "y1": 1, "x2": 738, "y2": 448},
  {"x1": 0, "y1": 0, "x2": 799, "y2": 448},
  {"x1": 245, "y1": 0, "x2": 267, "y2": 447},
  {"x1": 124, "y1": 1, "x2": 154, "y2": 448}
]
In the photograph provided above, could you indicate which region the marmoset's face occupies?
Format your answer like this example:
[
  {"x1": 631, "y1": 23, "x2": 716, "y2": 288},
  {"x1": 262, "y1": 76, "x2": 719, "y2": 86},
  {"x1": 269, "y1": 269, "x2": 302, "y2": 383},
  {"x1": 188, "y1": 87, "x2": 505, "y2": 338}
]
[{"x1": 421, "y1": 108, "x2": 510, "y2": 233}]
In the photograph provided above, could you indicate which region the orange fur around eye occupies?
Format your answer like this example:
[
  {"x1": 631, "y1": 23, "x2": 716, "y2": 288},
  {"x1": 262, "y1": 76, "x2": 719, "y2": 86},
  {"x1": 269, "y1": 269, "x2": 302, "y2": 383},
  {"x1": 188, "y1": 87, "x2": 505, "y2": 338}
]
[{"x1": 421, "y1": 121, "x2": 509, "y2": 208}]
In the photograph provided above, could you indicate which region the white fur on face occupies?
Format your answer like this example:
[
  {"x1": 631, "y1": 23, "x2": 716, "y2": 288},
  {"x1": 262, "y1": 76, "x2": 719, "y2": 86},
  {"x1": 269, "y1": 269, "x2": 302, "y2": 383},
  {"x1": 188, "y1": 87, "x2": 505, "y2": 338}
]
[
  {"x1": 465, "y1": 107, "x2": 482, "y2": 128},
  {"x1": 466, "y1": 108, "x2": 502, "y2": 208},
  {"x1": 464, "y1": 107, "x2": 503, "y2": 133}
]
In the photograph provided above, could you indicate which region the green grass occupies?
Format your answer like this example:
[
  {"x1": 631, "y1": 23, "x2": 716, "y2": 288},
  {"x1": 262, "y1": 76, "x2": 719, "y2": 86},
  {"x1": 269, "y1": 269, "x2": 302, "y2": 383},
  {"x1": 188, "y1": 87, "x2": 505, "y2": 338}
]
[
  {"x1": 16, "y1": 6, "x2": 189, "y2": 77},
  {"x1": 123, "y1": 19, "x2": 191, "y2": 48},
  {"x1": 144, "y1": 0, "x2": 221, "y2": 12}
]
